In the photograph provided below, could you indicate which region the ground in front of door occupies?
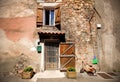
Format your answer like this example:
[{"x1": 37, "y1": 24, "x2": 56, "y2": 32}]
[{"x1": 0, "y1": 71, "x2": 120, "y2": 82}]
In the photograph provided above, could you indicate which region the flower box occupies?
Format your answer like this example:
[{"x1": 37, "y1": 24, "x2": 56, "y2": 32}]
[
  {"x1": 22, "y1": 71, "x2": 33, "y2": 79},
  {"x1": 21, "y1": 67, "x2": 34, "y2": 79},
  {"x1": 66, "y1": 67, "x2": 76, "y2": 79}
]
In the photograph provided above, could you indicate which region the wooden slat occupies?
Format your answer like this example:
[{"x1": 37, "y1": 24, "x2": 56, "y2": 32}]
[{"x1": 60, "y1": 55, "x2": 75, "y2": 57}]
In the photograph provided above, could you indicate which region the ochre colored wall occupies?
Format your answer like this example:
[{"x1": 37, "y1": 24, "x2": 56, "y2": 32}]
[
  {"x1": 0, "y1": 0, "x2": 40, "y2": 76},
  {"x1": 0, "y1": 16, "x2": 36, "y2": 41}
]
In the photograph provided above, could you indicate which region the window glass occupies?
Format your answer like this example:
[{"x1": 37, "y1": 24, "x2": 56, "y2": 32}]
[{"x1": 50, "y1": 10, "x2": 55, "y2": 26}]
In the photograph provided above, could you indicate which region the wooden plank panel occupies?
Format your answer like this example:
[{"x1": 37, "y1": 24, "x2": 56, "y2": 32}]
[
  {"x1": 60, "y1": 44, "x2": 75, "y2": 55},
  {"x1": 60, "y1": 43, "x2": 75, "y2": 71},
  {"x1": 60, "y1": 55, "x2": 75, "y2": 57},
  {"x1": 60, "y1": 57, "x2": 75, "y2": 68},
  {"x1": 37, "y1": 8, "x2": 43, "y2": 24},
  {"x1": 55, "y1": 6, "x2": 61, "y2": 24}
]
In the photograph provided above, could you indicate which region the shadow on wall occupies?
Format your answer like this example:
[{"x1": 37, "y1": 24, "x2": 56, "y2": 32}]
[
  {"x1": 111, "y1": 0, "x2": 120, "y2": 71},
  {"x1": 0, "y1": 53, "x2": 33, "y2": 77},
  {"x1": 0, "y1": 29, "x2": 40, "y2": 77},
  {"x1": 112, "y1": 0, "x2": 120, "y2": 52}
]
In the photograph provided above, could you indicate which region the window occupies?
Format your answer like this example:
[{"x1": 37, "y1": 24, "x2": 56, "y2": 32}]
[
  {"x1": 37, "y1": 5, "x2": 60, "y2": 27},
  {"x1": 43, "y1": 9, "x2": 55, "y2": 26}
]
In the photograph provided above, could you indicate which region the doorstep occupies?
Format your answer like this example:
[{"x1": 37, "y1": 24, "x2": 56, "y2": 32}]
[{"x1": 31, "y1": 70, "x2": 66, "y2": 82}]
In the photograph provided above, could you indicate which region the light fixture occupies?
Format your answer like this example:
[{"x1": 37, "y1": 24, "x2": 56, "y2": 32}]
[{"x1": 96, "y1": 24, "x2": 101, "y2": 29}]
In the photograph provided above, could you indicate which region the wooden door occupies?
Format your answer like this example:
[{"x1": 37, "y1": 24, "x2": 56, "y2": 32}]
[
  {"x1": 45, "y1": 41, "x2": 59, "y2": 70},
  {"x1": 60, "y1": 43, "x2": 75, "y2": 71}
]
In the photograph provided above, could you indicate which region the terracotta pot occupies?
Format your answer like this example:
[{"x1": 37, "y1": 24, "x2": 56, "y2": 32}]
[
  {"x1": 21, "y1": 71, "x2": 33, "y2": 79},
  {"x1": 66, "y1": 70, "x2": 76, "y2": 79}
]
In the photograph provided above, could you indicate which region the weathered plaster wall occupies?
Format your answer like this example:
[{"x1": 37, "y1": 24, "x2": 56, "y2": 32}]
[
  {"x1": 111, "y1": 0, "x2": 120, "y2": 72},
  {"x1": 61, "y1": 0, "x2": 97, "y2": 71},
  {"x1": 95, "y1": 0, "x2": 120, "y2": 72},
  {"x1": 0, "y1": 0, "x2": 39, "y2": 77},
  {"x1": 0, "y1": 16, "x2": 36, "y2": 41},
  {"x1": 0, "y1": 0, "x2": 36, "y2": 42}
]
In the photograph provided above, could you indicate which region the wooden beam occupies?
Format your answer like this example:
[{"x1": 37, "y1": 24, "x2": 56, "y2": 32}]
[{"x1": 60, "y1": 55, "x2": 75, "y2": 57}]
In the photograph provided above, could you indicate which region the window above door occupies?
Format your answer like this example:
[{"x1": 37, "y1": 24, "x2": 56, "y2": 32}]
[
  {"x1": 37, "y1": 4, "x2": 61, "y2": 27},
  {"x1": 43, "y1": 9, "x2": 55, "y2": 26}
]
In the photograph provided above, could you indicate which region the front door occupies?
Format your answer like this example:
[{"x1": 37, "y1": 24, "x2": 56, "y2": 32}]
[{"x1": 45, "y1": 41, "x2": 59, "y2": 70}]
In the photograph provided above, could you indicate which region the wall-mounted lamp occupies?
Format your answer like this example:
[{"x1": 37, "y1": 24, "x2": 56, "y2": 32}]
[
  {"x1": 96, "y1": 24, "x2": 101, "y2": 29},
  {"x1": 37, "y1": 45, "x2": 42, "y2": 53}
]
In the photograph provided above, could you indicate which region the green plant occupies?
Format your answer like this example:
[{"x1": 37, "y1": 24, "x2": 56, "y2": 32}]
[
  {"x1": 67, "y1": 67, "x2": 76, "y2": 72},
  {"x1": 24, "y1": 67, "x2": 33, "y2": 72}
]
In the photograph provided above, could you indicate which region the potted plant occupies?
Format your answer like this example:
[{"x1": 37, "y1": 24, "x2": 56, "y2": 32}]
[
  {"x1": 66, "y1": 67, "x2": 76, "y2": 79},
  {"x1": 21, "y1": 66, "x2": 34, "y2": 79}
]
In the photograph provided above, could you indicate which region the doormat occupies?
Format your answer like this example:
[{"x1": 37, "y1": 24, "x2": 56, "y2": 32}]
[
  {"x1": 97, "y1": 73, "x2": 113, "y2": 79},
  {"x1": 107, "y1": 72, "x2": 118, "y2": 76}
]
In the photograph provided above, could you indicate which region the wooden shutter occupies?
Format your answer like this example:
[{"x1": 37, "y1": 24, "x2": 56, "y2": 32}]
[
  {"x1": 60, "y1": 43, "x2": 75, "y2": 72},
  {"x1": 55, "y1": 6, "x2": 61, "y2": 25},
  {"x1": 37, "y1": 8, "x2": 43, "y2": 26}
]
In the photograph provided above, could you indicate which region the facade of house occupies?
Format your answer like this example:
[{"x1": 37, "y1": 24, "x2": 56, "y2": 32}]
[
  {"x1": 37, "y1": 0, "x2": 97, "y2": 72},
  {"x1": 0, "y1": 0, "x2": 120, "y2": 76},
  {"x1": 37, "y1": 0, "x2": 74, "y2": 71}
]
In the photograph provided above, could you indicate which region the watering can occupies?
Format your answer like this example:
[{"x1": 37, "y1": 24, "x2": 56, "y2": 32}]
[{"x1": 92, "y1": 55, "x2": 98, "y2": 64}]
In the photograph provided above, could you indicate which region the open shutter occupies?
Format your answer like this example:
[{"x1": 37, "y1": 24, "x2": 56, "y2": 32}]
[
  {"x1": 37, "y1": 7, "x2": 43, "y2": 26},
  {"x1": 55, "y1": 6, "x2": 61, "y2": 25},
  {"x1": 60, "y1": 43, "x2": 75, "y2": 72}
]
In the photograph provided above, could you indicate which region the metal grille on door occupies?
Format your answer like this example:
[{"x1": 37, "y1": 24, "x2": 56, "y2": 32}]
[{"x1": 45, "y1": 42, "x2": 59, "y2": 70}]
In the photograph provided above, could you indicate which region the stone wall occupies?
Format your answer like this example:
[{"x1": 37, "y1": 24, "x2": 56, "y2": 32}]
[{"x1": 61, "y1": 0, "x2": 97, "y2": 71}]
